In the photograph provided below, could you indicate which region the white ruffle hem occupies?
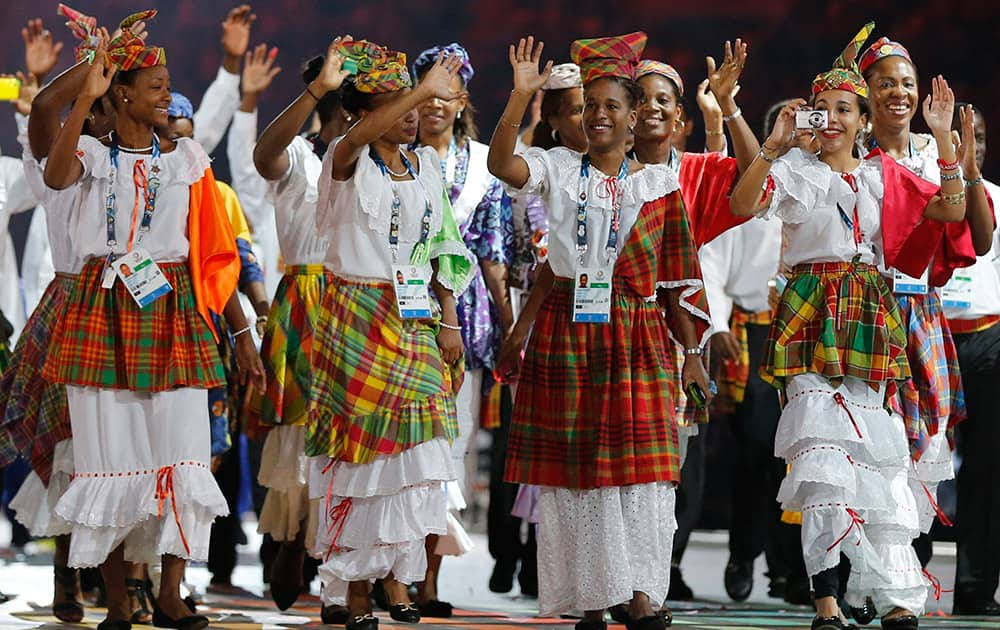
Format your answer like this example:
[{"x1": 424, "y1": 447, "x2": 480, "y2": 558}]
[
  {"x1": 10, "y1": 439, "x2": 75, "y2": 537},
  {"x1": 257, "y1": 425, "x2": 312, "y2": 542}
]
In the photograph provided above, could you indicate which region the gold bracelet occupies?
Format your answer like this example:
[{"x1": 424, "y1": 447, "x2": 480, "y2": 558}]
[
  {"x1": 941, "y1": 190, "x2": 966, "y2": 205},
  {"x1": 706, "y1": 129, "x2": 725, "y2": 136},
  {"x1": 499, "y1": 118, "x2": 521, "y2": 129}
]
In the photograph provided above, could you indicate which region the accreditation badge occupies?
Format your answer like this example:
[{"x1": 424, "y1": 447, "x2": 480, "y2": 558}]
[
  {"x1": 114, "y1": 248, "x2": 173, "y2": 308},
  {"x1": 573, "y1": 265, "x2": 612, "y2": 323},
  {"x1": 892, "y1": 267, "x2": 928, "y2": 295},
  {"x1": 941, "y1": 270, "x2": 973, "y2": 310},
  {"x1": 392, "y1": 264, "x2": 433, "y2": 319}
]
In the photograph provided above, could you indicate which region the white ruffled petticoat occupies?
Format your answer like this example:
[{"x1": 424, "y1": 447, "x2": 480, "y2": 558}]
[
  {"x1": 310, "y1": 438, "x2": 456, "y2": 606},
  {"x1": 56, "y1": 387, "x2": 228, "y2": 568},
  {"x1": 776, "y1": 373, "x2": 928, "y2": 614},
  {"x1": 10, "y1": 439, "x2": 74, "y2": 537},
  {"x1": 907, "y1": 429, "x2": 955, "y2": 534},
  {"x1": 257, "y1": 425, "x2": 312, "y2": 542},
  {"x1": 536, "y1": 482, "x2": 676, "y2": 617}
]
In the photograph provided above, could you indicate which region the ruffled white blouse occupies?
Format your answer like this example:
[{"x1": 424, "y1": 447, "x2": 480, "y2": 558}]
[{"x1": 266, "y1": 135, "x2": 329, "y2": 266}]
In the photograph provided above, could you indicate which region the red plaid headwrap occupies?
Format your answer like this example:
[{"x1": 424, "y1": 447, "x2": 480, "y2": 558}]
[
  {"x1": 858, "y1": 37, "x2": 913, "y2": 75},
  {"x1": 636, "y1": 59, "x2": 685, "y2": 97},
  {"x1": 57, "y1": 3, "x2": 99, "y2": 63},
  {"x1": 570, "y1": 32, "x2": 647, "y2": 85},
  {"x1": 107, "y1": 10, "x2": 165, "y2": 71},
  {"x1": 812, "y1": 22, "x2": 874, "y2": 98}
]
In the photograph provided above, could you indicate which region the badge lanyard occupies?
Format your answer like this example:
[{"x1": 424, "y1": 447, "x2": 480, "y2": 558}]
[
  {"x1": 836, "y1": 172, "x2": 862, "y2": 250},
  {"x1": 575, "y1": 155, "x2": 629, "y2": 267},
  {"x1": 106, "y1": 132, "x2": 161, "y2": 258},
  {"x1": 369, "y1": 146, "x2": 434, "y2": 263}
]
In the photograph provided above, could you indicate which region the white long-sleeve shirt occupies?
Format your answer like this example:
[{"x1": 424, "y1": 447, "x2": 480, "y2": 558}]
[
  {"x1": 940, "y1": 179, "x2": 1000, "y2": 319},
  {"x1": 192, "y1": 66, "x2": 241, "y2": 155},
  {"x1": 698, "y1": 216, "x2": 781, "y2": 333}
]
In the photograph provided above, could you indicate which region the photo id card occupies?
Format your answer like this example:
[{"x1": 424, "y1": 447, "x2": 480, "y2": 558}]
[
  {"x1": 893, "y1": 267, "x2": 928, "y2": 295},
  {"x1": 941, "y1": 271, "x2": 973, "y2": 310},
  {"x1": 392, "y1": 264, "x2": 433, "y2": 319},
  {"x1": 573, "y1": 266, "x2": 612, "y2": 323},
  {"x1": 114, "y1": 248, "x2": 173, "y2": 308}
]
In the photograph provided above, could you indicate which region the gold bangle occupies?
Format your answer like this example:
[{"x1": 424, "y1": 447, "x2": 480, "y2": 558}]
[
  {"x1": 941, "y1": 190, "x2": 966, "y2": 205},
  {"x1": 706, "y1": 129, "x2": 725, "y2": 136},
  {"x1": 500, "y1": 118, "x2": 521, "y2": 129}
]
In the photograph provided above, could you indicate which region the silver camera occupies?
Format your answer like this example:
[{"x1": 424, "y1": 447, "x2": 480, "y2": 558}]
[{"x1": 795, "y1": 109, "x2": 828, "y2": 130}]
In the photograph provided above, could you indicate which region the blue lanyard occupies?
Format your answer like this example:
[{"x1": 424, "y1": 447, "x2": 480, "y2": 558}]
[
  {"x1": 105, "y1": 132, "x2": 161, "y2": 252},
  {"x1": 576, "y1": 155, "x2": 629, "y2": 264},
  {"x1": 369, "y1": 146, "x2": 433, "y2": 262}
]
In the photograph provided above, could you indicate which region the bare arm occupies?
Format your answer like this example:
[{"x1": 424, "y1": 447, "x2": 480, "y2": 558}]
[
  {"x1": 707, "y1": 40, "x2": 760, "y2": 173},
  {"x1": 223, "y1": 289, "x2": 266, "y2": 393},
  {"x1": 921, "y1": 76, "x2": 965, "y2": 223},
  {"x1": 482, "y1": 260, "x2": 514, "y2": 332},
  {"x1": 430, "y1": 259, "x2": 463, "y2": 367},
  {"x1": 695, "y1": 80, "x2": 726, "y2": 154},
  {"x1": 486, "y1": 37, "x2": 552, "y2": 188},
  {"x1": 956, "y1": 104, "x2": 991, "y2": 253},
  {"x1": 28, "y1": 61, "x2": 91, "y2": 159}
]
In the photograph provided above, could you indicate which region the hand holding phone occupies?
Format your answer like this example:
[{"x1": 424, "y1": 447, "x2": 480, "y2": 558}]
[{"x1": 0, "y1": 76, "x2": 21, "y2": 102}]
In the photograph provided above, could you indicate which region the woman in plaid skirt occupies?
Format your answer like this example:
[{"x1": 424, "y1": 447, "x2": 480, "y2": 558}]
[
  {"x1": 35, "y1": 22, "x2": 264, "y2": 630},
  {"x1": 859, "y1": 37, "x2": 990, "y2": 566},
  {"x1": 304, "y1": 40, "x2": 475, "y2": 630},
  {"x1": 490, "y1": 33, "x2": 712, "y2": 630},
  {"x1": 729, "y1": 23, "x2": 966, "y2": 630}
]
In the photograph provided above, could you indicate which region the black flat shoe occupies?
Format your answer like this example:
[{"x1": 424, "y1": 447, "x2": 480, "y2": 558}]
[
  {"x1": 97, "y1": 620, "x2": 132, "y2": 630},
  {"x1": 667, "y1": 566, "x2": 693, "y2": 601},
  {"x1": 322, "y1": 604, "x2": 350, "y2": 625},
  {"x1": 953, "y1": 596, "x2": 1000, "y2": 615},
  {"x1": 126, "y1": 578, "x2": 153, "y2": 624},
  {"x1": 346, "y1": 613, "x2": 378, "y2": 630},
  {"x1": 53, "y1": 564, "x2": 85, "y2": 623},
  {"x1": 151, "y1": 608, "x2": 209, "y2": 630},
  {"x1": 812, "y1": 616, "x2": 844, "y2": 630},
  {"x1": 609, "y1": 604, "x2": 673, "y2": 628},
  {"x1": 724, "y1": 559, "x2": 754, "y2": 602},
  {"x1": 625, "y1": 614, "x2": 668, "y2": 630},
  {"x1": 389, "y1": 603, "x2": 421, "y2": 623},
  {"x1": 489, "y1": 558, "x2": 517, "y2": 593},
  {"x1": 574, "y1": 620, "x2": 607, "y2": 630},
  {"x1": 850, "y1": 597, "x2": 877, "y2": 625},
  {"x1": 416, "y1": 598, "x2": 453, "y2": 618},
  {"x1": 880, "y1": 614, "x2": 918, "y2": 630}
]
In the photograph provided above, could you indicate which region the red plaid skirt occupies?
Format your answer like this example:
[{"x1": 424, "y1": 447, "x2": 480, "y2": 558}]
[
  {"x1": 42, "y1": 258, "x2": 226, "y2": 391},
  {"x1": 0, "y1": 274, "x2": 73, "y2": 484}
]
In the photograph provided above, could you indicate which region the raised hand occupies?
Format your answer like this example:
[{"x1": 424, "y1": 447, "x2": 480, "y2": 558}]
[
  {"x1": 509, "y1": 36, "x2": 553, "y2": 94},
  {"x1": 221, "y1": 4, "x2": 255, "y2": 59},
  {"x1": 696, "y1": 78, "x2": 722, "y2": 118},
  {"x1": 923, "y1": 75, "x2": 955, "y2": 138},
  {"x1": 765, "y1": 99, "x2": 811, "y2": 156},
  {"x1": 13, "y1": 72, "x2": 39, "y2": 116},
  {"x1": 22, "y1": 18, "x2": 64, "y2": 81},
  {"x1": 956, "y1": 104, "x2": 980, "y2": 177},
  {"x1": 706, "y1": 38, "x2": 747, "y2": 105},
  {"x1": 82, "y1": 43, "x2": 114, "y2": 102},
  {"x1": 311, "y1": 37, "x2": 351, "y2": 95},
  {"x1": 417, "y1": 52, "x2": 466, "y2": 101},
  {"x1": 242, "y1": 43, "x2": 281, "y2": 95}
]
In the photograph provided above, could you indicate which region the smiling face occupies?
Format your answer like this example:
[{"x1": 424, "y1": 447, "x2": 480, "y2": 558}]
[
  {"x1": 113, "y1": 66, "x2": 172, "y2": 129},
  {"x1": 582, "y1": 77, "x2": 638, "y2": 153},
  {"x1": 417, "y1": 74, "x2": 467, "y2": 138},
  {"x1": 812, "y1": 89, "x2": 869, "y2": 157},
  {"x1": 548, "y1": 86, "x2": 587, "y2": 152},
  {"x1": 865, "y1": 57, "x2": 918, "y2": 133},
  {"x1": 634, "y1": 73, "x2": 681, "y2": 143}
]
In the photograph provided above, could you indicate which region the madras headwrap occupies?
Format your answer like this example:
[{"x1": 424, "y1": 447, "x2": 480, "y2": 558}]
[
  {"x1": 542, "y1": 63, "x2": 581, "y2": 91},
  {"x1": 106, "y1": 10, "x2": 165, "y2": 71},
  {"x1": 636, "y1": 59, "x2": 684, "y2": 97},
  {"x1": 57, "y1": 3, "x2": 99, "y2": 63},
  {"x1": 858, "y1": 37, "x2": 913, "y2": 75},
  {"x1": 570, "y1": 31, "x2": 647, "y2": 85},
  {"x1": 356, "y1": 49, "x2": 412, "y2": 94},
  {"x1": 335, "y1": 38, "x2": 387, "y2": 74},
  {"x1": 413, "y1": 42, "x2": 474, "y2": 84},
  {"x1": 811, "y1": 21, "x2": 875, "y2": 97},
  {"x1": 168, "y1": 91, "x2": 194, "y2": 119}
]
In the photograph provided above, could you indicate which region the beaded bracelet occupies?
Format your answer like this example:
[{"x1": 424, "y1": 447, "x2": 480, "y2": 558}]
[
  {"x1": 722, "y1": 108, "x2": 742, "y2": 123},
  {"x1": 940, "y1": 171, "x2": 962, "y2": 182},
  {"x1": 233, "y1": 325, "x2": 253, "y2": 337},
  {"x1": 706, "y1": 129, "x2": 725, "y2": 136},
  {"x1": 440, "y1": 321, "x2": 461, "y2": 331},
  {"x1": 937, "y1": 158, "x2": 960, "y2": 171},
  {"x1": 941, "y1": 191, "x2": 966, "y2": 205},
  {"x1": 965, "y1": 176, "x2": 984, "y2": 188},
  {"x1": 684, "y1": 346, "x2": 703, "y2": 356}
]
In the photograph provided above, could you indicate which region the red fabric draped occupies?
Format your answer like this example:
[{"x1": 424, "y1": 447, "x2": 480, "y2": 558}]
[{"x1": 678, "y1": 151, "x2": 748, "y2": 247}]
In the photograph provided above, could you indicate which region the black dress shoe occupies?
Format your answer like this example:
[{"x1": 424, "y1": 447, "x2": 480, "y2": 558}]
[
  {"x1": 850, "y1": 596, "x2": 877, "y2": 625},
  {"x1": 489, "y1": 558, "x2": 516, "y2": 593},
  {"x1": 346, "y1": 613, "x2": 378, "y2": 630},
  {"x1": 388, "y1": 603, "x2": 421, "y2": 623},
  {"x1": 953, "y1": 596, "x2": 1000, "y2": 615},
  {"x1": 609, "y1": 604, "x2": 673, "y2": 627},
  {"x1": 724, "y1": 559, "x2": 754, "y2": 602},
  {"x1": 151, "y1": 608, "x2": 209, "y2": 630},
  {"x1": 880, "y1": 614, "x2": 918, "y2": 629},
  {"x1": 321, "y1": 604, "x2": 350, "y2": 625},
  {"x1": 97, "y1": 620, "x2": 132, "y2": 630},
  {"x1": 811, "y1": 616, "x2": 844, "y2": 630},
  {"x1": 574, "y1": 620, "x2": 607, "y2": 630},
  {"x1": 624, "y1": 614, "x2": 668, "y2": 630},
  {"x1": 416, "y1": 598, "x2": 453, "y2": 618},
  {"x1": 666, "y1": 566, "x2": 693, "y2": 601}
]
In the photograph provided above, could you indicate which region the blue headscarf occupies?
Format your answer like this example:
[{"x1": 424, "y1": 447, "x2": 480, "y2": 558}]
[
  {"x1": 412, "y1": 43, "x2": 474, "y2": 85},
  {"x1": 167, "y1": 91, "x2": 194, "y2": 119}
]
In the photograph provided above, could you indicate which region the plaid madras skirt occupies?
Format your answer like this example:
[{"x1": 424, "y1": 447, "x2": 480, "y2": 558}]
[
  {"x1": 505, "y1": 278, "x2": 680, "y2": 489},
  {"x1": 716, "y1": 307, "x2": 774, "y2": 412},
  {"x1": 891, "y1": 292, "x2": 965, "y2": 460},
  {"x1": 762, "y1": 261, "x2": 909, "y2": 394},
  {"x1": 0, "y1": 274, "x2": 73, "y2": 484},
  {"x1": 305, "y1": 276, "x2": 458, "y2": 464},
  {"x1": 42, "y1": 258, "x2": 226, "y2": 391},
  {"x1": 247, "y1": 265, "x2": 332, "y2": 435}
]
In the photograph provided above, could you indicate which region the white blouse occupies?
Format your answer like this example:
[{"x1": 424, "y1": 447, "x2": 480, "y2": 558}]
[
  {"x1": 55, "y1": 135, "x2": 210, "y2": 262},
  {"x1": 764, "y1": 148, "x2": 885, "y2": 268},
  {"x1": 515, "y1": 146, "x2": 677, "y2": 278},
  {"x1": 316, "y1": 139, "x2": 449, "y2": 283},
  {"x1": 266, "y1": 135, "x2": 329, "y2": 266},
  {"x1": 21, "y1": 148, "x2": 85, "y2": 274}
]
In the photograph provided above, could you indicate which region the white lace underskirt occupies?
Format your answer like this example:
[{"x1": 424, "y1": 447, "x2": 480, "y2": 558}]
[
  {"x1": 778, "y1": 374, "x2": 928, "y2": 614},
  {"x1": 258, "y1": 425, "x2": 311, "y2": 541},
  {"x1": 10, "y1": 439, "x2": 75, "y2": 537},
  {"x1": 537, "y1": 482, "x2": 676, "y2": 617},
  {"x1": 56, "y1": 386, "x2": 228, "y2": 567},
  {"x1": 907, "y1": 429, "x2": 955, "y2": 534}
]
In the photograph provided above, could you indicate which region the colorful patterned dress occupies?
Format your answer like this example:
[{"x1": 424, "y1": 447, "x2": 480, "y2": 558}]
[
  {"x1": 504, "y1": 147, "x2": 711, "y2": 615},
  {"x1": 305, "y1": 140, "x2": 474, "y2": 606},
  {"x1": 40, "y1": 135, "x2": 234, "y2": 568},
  {"x1": 761, "y1": 147, "x2": 936, "y2": 614}
]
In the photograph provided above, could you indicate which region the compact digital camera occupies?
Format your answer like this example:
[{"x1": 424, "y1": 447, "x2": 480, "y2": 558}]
[{"x1": 795, "y1": 109, "x2": 828, "y2": 130}]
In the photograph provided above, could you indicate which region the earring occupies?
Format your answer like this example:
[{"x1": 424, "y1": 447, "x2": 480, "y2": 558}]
[
  {"x1": 457, "y1": 110, "x2": 463, "y2": 120},
  {"x1": 551, "y1": 129, "x2": 559, "y2": 142},
  {"x1": 123, "y1": 97, "x2": 129, "y2": 103}
]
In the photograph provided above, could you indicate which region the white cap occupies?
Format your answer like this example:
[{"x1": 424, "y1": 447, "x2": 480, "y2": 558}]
[{"x1": 542, "y1": 63, "x2": 582, "y2": 90}]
